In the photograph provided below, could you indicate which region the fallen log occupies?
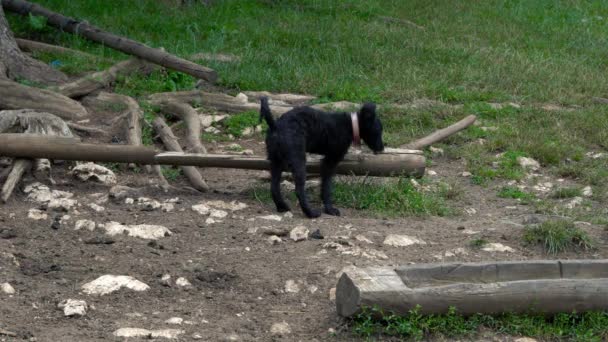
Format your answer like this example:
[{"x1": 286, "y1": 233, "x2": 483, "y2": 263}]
[
  {"x1": 241, "y1": 91, "x2": 316, "y2": 106},
  {"x1": 66, "y1": 122, "x2": 107, "y2": 135},
  {"x1": 336, "y1": 260, "x2": 608, "y2": 317},
  {"x1": 1, "y1": 158, "x2": 31, "y2": 202},
  {"x1": 152, "y1": 117, "x2": 209, "y2": 192},
  {"x1": 56, "y1": 58, "x2": 151, "y2": 98},
  {"x1": 2, "y1": 0, "x2": 217, "y2": 82},
  {"x1": 0, "y1": 79, "x2": 88, "y2": 120},
  {"x1": 0, "y1": 134, "x2": 426, "y2": 177},
  {"x1": 402, "y1": 115, "x2": 477, "y2": 150},
  {"x1": 16, "y1": 38, "x2": 100, "y2": 59},
  {"x1": 159, "y1": 102, "x2": 207, "y2": 154}
]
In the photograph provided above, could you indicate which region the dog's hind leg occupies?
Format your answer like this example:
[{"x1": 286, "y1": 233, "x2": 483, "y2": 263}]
[
  {"x1": 270, "y1": 162, "x2": 290, "y2": 212},
  {"x1": 289, "y1": 155, "x2": 320, "y2": 218},
  {"x1": 320, "y1": 158, "x2": 340, "y2": 216}
]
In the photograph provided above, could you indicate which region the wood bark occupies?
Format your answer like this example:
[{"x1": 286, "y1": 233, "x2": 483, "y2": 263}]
[
  {"x1": 0, "y1": 5, "x2": 66, "y2": 84},
  {"x1": 0, "y1": 79, "x2": 88, "y2": 120},
  {"x1": 152, "y1": 117, "x2": 209, "y2": 192},
  {"x1": 66, "y1": 122, "x2": 107, "y2": 135},
  {"x1": 2, "y1": 0, "x2": 217, "y2": 82},
  {"x1": 336, "y1": 260, "x2": 608, "y2": 317},
  {"x1": 1, "y1": 158, "x2": 30, "y2": 202},
  {"x1": 56, "y1": 58, "x2": 151, "y2": 98},
  {"x1": 241, "y1": 91, "x2": 315, "y2": 106},
  {"x1": 0, "y1": 134, "x2": 426, "y2": 177},
  {"x1": 159, "y1": 102, "x2": 207, "y2": 154},
  {"x1": 16, "y1": 38, "x2": 99, "y2": 59},
  {"x1": 402, "y1": 115, "x2": 477, "y2": 150}
]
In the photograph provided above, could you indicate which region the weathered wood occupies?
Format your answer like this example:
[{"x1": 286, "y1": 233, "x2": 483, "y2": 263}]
[
  {"x1": 56, "y1": 58, "x2": 150, "y2": 98},
  {"x1": 336, "y1": 260, "x2": 608, "y2": 317},
  {"x1": 2, "y1": 0, "x2": 217, "y2": 82},
  {"x1": 0, "y1": 79, "x2": 88, "y2": 120},
  {"x1": 152, "y1": 117, "x2": 209, "y2": 192},
  {"x1": 0, "y1": 134, "x2": 426, "y2": 177},
  {"x1": 190, "y1": 52, "x2": 240, "y2": 63},
  {"x1": 242, "y1": 91, "x2": 316, "y2": 106},
  {"x1": 152, "y1": 164, "x2": 170, "y2": 191},
  {"x1": 16, "y1": 38, "x2": 99, "y2": 59},
  {"x1": 0, "y1": 6, "x2": 66, "y2": 84},
  {"x1": 67, "y1": 122, "x2": 107, "y2": 135},
  {"x1": 1, "y1": 158, "x2": 31, "y2": 202},
  {"x1": 402, "y1": 115, "x2": 477, "y2": 150},
  {"x1": 159, "y1": 102, "x2": 207, "y2": 154}
]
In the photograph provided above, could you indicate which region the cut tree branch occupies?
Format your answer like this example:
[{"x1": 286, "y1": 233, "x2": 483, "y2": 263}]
[
  {"x1": 3, "y1": 0, "x2": 217, "y2": 82},
  {"x1": 159, "y1": 102, "x2": 207, "y2": 154},
  {"x1": 16, "y1": 38, "x2": 100, "y2": 59},
  {"x1": 1, "y1": 158, "x2": 31, "y2": 202},
  {"x1": 402, "y1": 115, "x2": 477, "y2": 149}
]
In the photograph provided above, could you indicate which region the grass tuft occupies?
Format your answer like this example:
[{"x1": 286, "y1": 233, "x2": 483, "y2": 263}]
[
  {"x1": 523, "y1": 220, "x2": 593, "y2": 254},
  {"x1": 498, "y1": 186, "x2": 535, "y2": 204},
  {"x1": 550, "y1": 187, "x2": 582, "y2": 199}
]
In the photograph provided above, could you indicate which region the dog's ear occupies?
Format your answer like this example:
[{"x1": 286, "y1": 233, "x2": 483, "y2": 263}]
[{"x1": 359, "y1": 103, "x2": 377, "y2": 122}]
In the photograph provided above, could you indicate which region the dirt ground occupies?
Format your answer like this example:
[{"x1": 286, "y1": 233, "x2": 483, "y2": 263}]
[{"x1": 1, "y1": 132, "x2": 607, "y2": 342}]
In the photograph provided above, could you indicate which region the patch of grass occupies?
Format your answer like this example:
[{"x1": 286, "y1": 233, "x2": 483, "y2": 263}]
[
  {"x1": 161, "y1": 166, "x2": 181, "y2": 181},
  {"x1": 550, "y1": 187, "x2": 582, "y2": 199},
  {"x1": 523, "y1": 220, "x2": 593, "y2": 254},
  {"x1": 469, "y1": 238, "x2": 488, "y2": 248},
  {"x1": 352, "y1": 305, "x2": 608, "y2": 341},
  {"x1": 221, "y1": 111, "x2": 260, "y2": 137},
  {"x1": 200, "y1": 132, "x2": 233, "y2": 143},
  {"x1": 332, "y1": 177, "x2": 452, "y2": 217},
  {"x1": 462, "y1": 149, "x2": 527, "y2": 186},
  {"x1": 498, "y1": 186, "x2": 535, "y2": 204}
]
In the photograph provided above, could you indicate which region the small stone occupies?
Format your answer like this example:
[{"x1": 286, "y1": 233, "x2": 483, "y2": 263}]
[
  {"x1": 165, "y1": 317, "x2": 183, "y2": 325},
  {"x1": 27, "y1": 208, "x2": 47, "y2": 220},
  {"x1": 383, "y1": 234, "x2": 426, "y2": 247},
  {"x1": 258, "y1": 214, "x2": 282, "y2": 222},
  {"x1": 461, "y1": 171, "x2": 472, "y2": 177},
  {"x1": 209, "y1": 209, "x2": 228, "y2": 219},
  {"x1": 242, "y1": 127, "x2": 254, "y2": 137},
  {"x1": 270, "y1": 322, "x2": 291, "y2": 336},
  {"x1": 81, "y1": 275, "x2": 150, "y2": 295},
  {"x1": 354, "y1": 235, "x2": 373, "y2": 244},
  {"x1": 514, "y1": 338, "x2": 538, "y2": 342},
  {"x1": 429, "y1": 146, "x2": 444, "y2": 155},
  {"x1": 482, "y1": 243, "x2": 515, "y2": 253},
  {"x1": 109, "y1": 185, "x2": 139, "y2": 201},
  {"x1": 582, "y1": 186, "x2": 593, "y2": 197},
  {"x1": 465, "y1": 208, "x2": 477, "y2": 215},
  {"x1": 517, "y1": 156, "x2": 540, "y2": 171},
  {"x1": 88, "y1": 203, "x2": 105, "y2": 212},
  {"x1": 290, "y1": 226, "x2": 309, "y2": 242},
  {"x1": 1, "y1": 282, "x2": 15, "y2": 294},
  {"x1": 175, "y1": 277, "x2": 192, "y2": 287},
  {"x1": 205, "y1": 217, "x2": 218, "y2": 225},
  {"x1": 192, "y1": 333, "x2": 204, "y2": 340},
  {"x1": 267, "y1": 235, "x2": 282, "y2": 245},
  {"x1": 284, "y1": 280, "x2": 300, "y2": 293},
  {"x1": 70, "y1": 163, "x2": 117, "y2": 185},
  {"x1": 103, "y1": 222, "x2": 171, "y2": 240},
  {"x1": 160, "y1": 274, "x2": 172, "y2": 287},
  {"x1": 74, "y1": 219, "x2": 96, "y2": 231},
  {"x1": 113, "y1": 328, "x2": 184, "y2": 339},
  {"x1": 329, "y1": 288, "x2": 336, "y2": 301},
  {"x1": 125, "y1": 197, "x2": 135, "y2": 204},
  {"x1": 565, "y1": 197, "x2": 584, "y2": 209},
  {"x1": 427, "y1": 170, "x2": 437, "y2": 176},
  {"x1": 58, "y1": 299, "x2": 87, "y2": 316},
  {"x1": 309, "y1": 229, "x2": 324, "y2": 240}
]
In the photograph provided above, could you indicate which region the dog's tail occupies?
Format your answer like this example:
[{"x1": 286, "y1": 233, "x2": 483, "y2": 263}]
[{"x1": 259, "y1": 96, "x2": 276, "y2": 131}]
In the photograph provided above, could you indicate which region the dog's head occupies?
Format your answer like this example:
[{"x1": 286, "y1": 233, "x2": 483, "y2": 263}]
[{"x1": 358, "y1": 103, "x2": 384, "y2": 153}]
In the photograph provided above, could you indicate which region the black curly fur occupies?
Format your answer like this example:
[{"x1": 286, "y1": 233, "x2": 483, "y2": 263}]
[{"x1": 259, "y1": 97, "x2": 384, "y2": 218}]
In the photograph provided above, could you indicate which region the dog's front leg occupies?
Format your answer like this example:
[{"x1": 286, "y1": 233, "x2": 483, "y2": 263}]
[
  {"x1": 270, "y1": 163, "x2": 290, "y2": 212},
  {"x1": 290, "y1": 158, "x2": 320, "y2": 218},
  {"x1": 321, "y1": 159, "x2": 340, "y2": 216}
]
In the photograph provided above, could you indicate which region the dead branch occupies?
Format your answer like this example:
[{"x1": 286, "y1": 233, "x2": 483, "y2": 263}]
[
  {"x1": 241, "y1": 91, "x2": 316, "y2": 106},
  {"x1": 16, "y1": 38, "x2": 100, "y2": 59},
  {"x1": 0, "y1": 79, "x2": 88, "y2": 120},
  {"x1": 152, "y1": 117, "x2": 209, "y2": 192},
  {"x1": 159, "y1": 102, "x2": 207, "y2": 154},
  {"x1": 56, "y1": 58, "x2": 151, "y2": 98},
  {"x1": 402, "y1": 115, "x2": 477, "y2": 150},
  {"x1": 67, "y1": 122, "x2": 107, "y2": 135},
  {"x1": 190, "y1": 52, "x2": 240, "y2": 63},
  {"x1": 378, "y1": 16, "x2": 425, "y2": 30},
  {"x1": 1, "y1": 158, "x2": 31, "y2": 202},
  {"x1": 3, "y1": 0, "x2": 217, "y2": 82},
  {"x1": 152, "y1": 164, "x2": 170, "y2": 191}
]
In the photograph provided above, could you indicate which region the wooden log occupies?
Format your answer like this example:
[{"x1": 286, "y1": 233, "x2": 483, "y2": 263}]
[
  {"x1": 152, "y1": 117, "x2": 209, "y2": 192},
  {"x1": 336, "y1": 260, "x2": 608, "y2": 317},
  {"x1": 402, "y1": 115, "x2": 477, "y2": 150},
  {"x1": 56, "y1": 58, "x2": 150, "y2": 98},
  {"x1": 66, "y1": 122, "x2": 107, "y2": 135},
  {"x1": 0, "y1": 134, "x2": 426, "y2": 177},
  {"x1": 1, "y1": 158, "x2": 31, "y2": 202},
  {"x1": 241, "y1": 91, "x2": 315, "y2": 106},
  {"x1": 2, "y1": 0, "x2": 218, "y2": 82},
  {"x1": 0, "y1": 79, "x2": 88, "y2": 120},
  {"x1": 159, "y1": 102, "x2": 207, "y2": 154},
  {"x1": 16, "y1": 38, "x2": 99, "y2": 59},
  {"x1": 152, "y1": 164, "x2": 170, "y2": 191}
]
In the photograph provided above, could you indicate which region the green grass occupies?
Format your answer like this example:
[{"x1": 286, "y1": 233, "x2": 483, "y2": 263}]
[
  {"x1": 161, "y1": 166, "x2": 182, "y2": 181},
  {"x1": 523, "y1": 220, "x2": 593, "y2": 254},
  {"x1": 498, "y1": 186, "x2": 536, "y2": 204},
  {"x1": 352, "y1": 305, "x2": 608, "y2": 341},
  {"x1": 221, "y1": 111, "x2": 261, "y2": 137},
  {"x1": 550, "y1": 187, "x2": 583, "y2": 199},
  {"x1": 469, "y1": 238, "x2": 488, "y2": 248},
  {"x1": 250, "y1": 177, "x2": 452, "y2": 217}
]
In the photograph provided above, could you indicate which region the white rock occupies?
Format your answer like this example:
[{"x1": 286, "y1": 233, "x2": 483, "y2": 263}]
[
  {"x1": 482, "y1": 243, "x2": 515, "y2": 253},
  {"x1": 209, "y1": 209, "x2": 228, "y2": 219},
  {"x1": 205, "y1": 126, "x2": 220, "y2": 134},
  {"x1": 429, "y1": 146, "x2": 444, "y2": 155},
  {"x1": 103, "y1": 221, "x2": 171, "y2": 240},
  {"x1": 125, "y1": 198, "x2": 135, "y2": 204},
  {"x1": 161, "y1": 203, "x2": 175, "y2": 212},
  {"x1": 204, "y1": 200, "x2": 248, "y2": 211},
  {"x1": 235, "y1": 92, "x2": 248, "y2": 103},
  {"x1": 175, "y1": 277, "x2": 192, "y2": 287},
  {"x1": 267, "y1": 235, "x2": 282, "y2": 245},
  {"x1": 582, "y1": 186, "x2": 593, "y2": 197},
  {"x1": 284, "y1": 280, "x2": 300, "y2": 293},
  {"x1": 290, "y1": 226, "x2": 309, "y2": 242},
  {"x1": 329, "y1": 288, "x2": 336, "y2": 301},
  {"x1": 192, "y1": 203, "x2": 210, "y2": 215},
  {"x1": 242, "y1": 127, "x2": 254, "y2": 137},
  {"x1": 270, "y1": 322, "x2": 291, "y2": 336},
  {"x1": 1, "y1": 282, "x2": 15, "y2": 294},
  {"x1": 283, "y1": 211, "x2": 293, "y2": 219},
  {"x1": 58, "y1": 299, "x2": 87, "y2": 316},
  {"x1": 48, "y1": 197, "x2": 78, "y2": 211},
  {"x1": 165, "y1": 317, "x2": 183, "y2": 325},
  {"x1": 565, "y1": 197, "x2": 584, "y2": 209},
  {"x1": 308, "y1": 285, "x2": 318, "y2": 294},
  {"x1": 426, "y1": 170, "x2": 437, "y2": 176},
  {"x1": 82, "y1": 275, "x2": 150, "y2": 295},
  {"x1": 281, "y1": 180, "x2": 295, "y2": 191},
  {"x1": 70, "y1": 163, "x2": 117, "y2": 185},
  {"x1": 88, "y1": 203, "x2": 105, "y2": 212},
  {"x1": 517, "y1": 157, "x2": 540, "y2": 171},
  {"x1": 160, "y1": 274, "x2": 172, "y2": 286},
  {"x1": 354, "y1": 235, "x2": 373, "y2": 244},
  {"x1": 461, "y1": 229, "x2": 480, "y2": 235},
  {"x1": 258, "y1": 214, "x2": 282, "y2": 222},
  {"x1": 461, "y1": 171, "x2": 472, "y2": 177},
  {"x1": 113, "y1": 328, "x2": 184, "y2": 339},
  {"x1": 28, "y1": 208, "x2": 47, "y2": 220},
  {"x1": 383, "y1": 234, "x2": 426, "y2": 247},
  {"x1": 586, "y1": 152, "x2": 605, "y2": 159},
  {"x1": 465, "y1": 208, "x2": 477, "y2": 216},
  {"x1": 205, "y1": 217, "x2": 218, "y2": 225},
  {"x1": 137, "y1": 197, "x2": 161, "y2": 210},
  {"x1": 514, "y1": 338, "x2": 538, "y2": 342},
  {"x1": 443, "y1": 247, "x2": 468, "y2": 258}
]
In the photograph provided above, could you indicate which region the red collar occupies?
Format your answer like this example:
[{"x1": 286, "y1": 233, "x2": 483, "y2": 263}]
[{"x1": 351, "y1": 112, "x2": 360, "y2": 146}]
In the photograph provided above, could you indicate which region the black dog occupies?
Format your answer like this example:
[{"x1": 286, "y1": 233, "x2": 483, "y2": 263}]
[{"x1": 259, "y1": 97, "x2": 384, "y2": 218}]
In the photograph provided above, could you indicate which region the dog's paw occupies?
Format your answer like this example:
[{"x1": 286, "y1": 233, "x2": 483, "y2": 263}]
[
  {"x1": 304, "y1": 209, "x2": 321, "y2": 219},
  {"x1": 276, "y1": 203, "x2": 291, "y2": 212},
  {"x1": 324, "y1": 207, "x2": 341, "y2": 216}
]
